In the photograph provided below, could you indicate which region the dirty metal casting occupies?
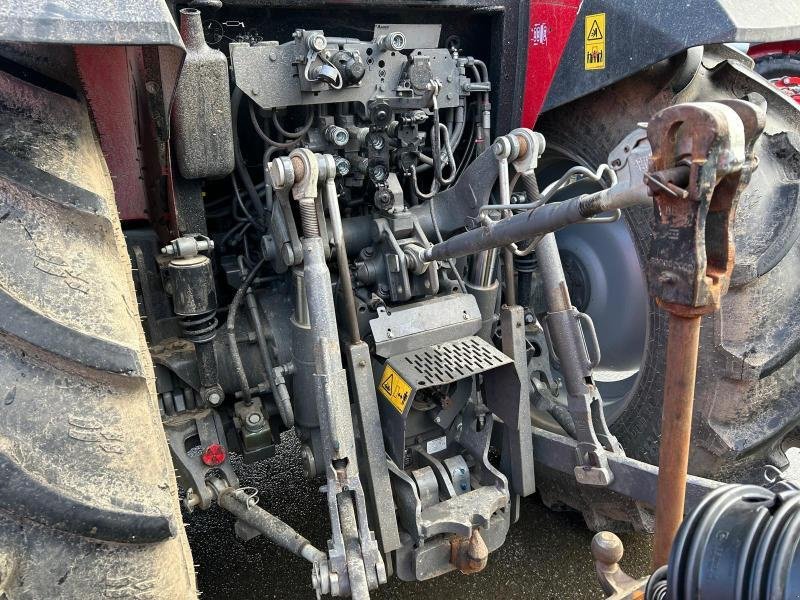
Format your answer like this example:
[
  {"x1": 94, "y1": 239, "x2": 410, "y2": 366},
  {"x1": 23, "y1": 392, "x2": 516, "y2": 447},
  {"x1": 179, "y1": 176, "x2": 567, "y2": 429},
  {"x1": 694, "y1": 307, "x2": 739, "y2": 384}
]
[{"x1": 646, "y1": 100, "x2": 766, "y2": 568}]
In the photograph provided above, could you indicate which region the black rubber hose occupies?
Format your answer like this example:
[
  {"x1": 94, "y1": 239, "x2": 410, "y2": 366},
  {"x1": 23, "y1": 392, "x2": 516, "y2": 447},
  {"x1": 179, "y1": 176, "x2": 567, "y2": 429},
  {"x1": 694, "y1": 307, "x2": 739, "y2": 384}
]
[
  {"x1": 231, "y1": 87, "x2": 266, "y2": 222},
  {"x1": 248, "y1": 100, "x2": 298, "y2": 149},
  {"x1": 516, "y1": 173, "x2": 543, "y2": 306},
  {"x1": 226, "y1": 258, "x2": 266, "y2": 405},
  {"x1": 271, "y1": 107, "x2": 314, "y2": 139}
]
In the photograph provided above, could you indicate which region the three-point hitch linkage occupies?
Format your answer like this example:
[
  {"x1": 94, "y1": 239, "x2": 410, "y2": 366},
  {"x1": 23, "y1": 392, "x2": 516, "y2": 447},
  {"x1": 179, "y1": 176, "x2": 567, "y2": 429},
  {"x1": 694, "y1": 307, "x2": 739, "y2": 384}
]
[{"x1": 172, "y1": 97, "x2": 776, "y2": 599}]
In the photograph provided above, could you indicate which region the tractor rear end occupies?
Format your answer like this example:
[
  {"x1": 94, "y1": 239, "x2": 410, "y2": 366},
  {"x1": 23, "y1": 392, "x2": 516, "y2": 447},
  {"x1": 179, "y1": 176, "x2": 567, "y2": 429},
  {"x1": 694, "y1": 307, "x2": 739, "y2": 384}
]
[{"x1": 0, "y1": 1, "x2": 799, "y2": 599}]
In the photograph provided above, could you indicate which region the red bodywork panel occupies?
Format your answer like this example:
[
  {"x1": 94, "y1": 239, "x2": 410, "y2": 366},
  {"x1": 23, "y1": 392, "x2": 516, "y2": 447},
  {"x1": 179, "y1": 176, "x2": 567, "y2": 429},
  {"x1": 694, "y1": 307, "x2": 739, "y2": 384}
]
[
  {"x1": 748, "y1": 41, "x2": 800, "y2": 60},
  {"x1": 75, "y1": 46, "x2": 152, "y2": 222},
  {"x1": 522, "y1": 0, "x2": 582, "y2": 127}
]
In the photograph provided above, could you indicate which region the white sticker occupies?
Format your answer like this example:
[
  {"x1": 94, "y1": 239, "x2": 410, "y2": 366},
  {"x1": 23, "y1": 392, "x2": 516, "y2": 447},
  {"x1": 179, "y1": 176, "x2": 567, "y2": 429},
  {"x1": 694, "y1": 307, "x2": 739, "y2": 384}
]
[{"x1": 426, "y1": 436, "x2": 447, "y2": 454}]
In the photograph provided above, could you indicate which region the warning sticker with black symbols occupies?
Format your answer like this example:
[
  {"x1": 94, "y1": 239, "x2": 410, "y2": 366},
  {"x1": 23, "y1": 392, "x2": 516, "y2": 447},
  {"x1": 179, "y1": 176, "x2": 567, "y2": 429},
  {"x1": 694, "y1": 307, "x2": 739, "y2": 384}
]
[
  {"x1": 378, "y1": 365, "x2": 412, "y2": 414},
  {"x1": 584, "y1": 13, "x2": 606, "y2": 70}
]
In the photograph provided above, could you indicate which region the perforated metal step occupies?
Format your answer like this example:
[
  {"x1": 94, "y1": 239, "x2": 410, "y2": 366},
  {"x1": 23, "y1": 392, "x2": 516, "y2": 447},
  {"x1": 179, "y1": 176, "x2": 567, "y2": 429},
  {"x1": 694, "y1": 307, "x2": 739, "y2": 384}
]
[{"x1": 388, "y1": 336, "x2": 512, "y2": 390}]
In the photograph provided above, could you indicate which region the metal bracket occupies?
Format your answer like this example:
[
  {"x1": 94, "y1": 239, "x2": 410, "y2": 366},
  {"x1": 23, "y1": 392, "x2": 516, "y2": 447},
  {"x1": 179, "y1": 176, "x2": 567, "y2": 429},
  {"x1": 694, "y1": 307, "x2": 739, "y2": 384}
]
[
  {"x1": 162, "y1": 409, "x2": 238, "y2": 511},
  {"x1": 484, "y1": 305, "x2": 536, "y2": 497},
  {"x1": 646, "y1": 100, "x2": 765, "y2": 314}
]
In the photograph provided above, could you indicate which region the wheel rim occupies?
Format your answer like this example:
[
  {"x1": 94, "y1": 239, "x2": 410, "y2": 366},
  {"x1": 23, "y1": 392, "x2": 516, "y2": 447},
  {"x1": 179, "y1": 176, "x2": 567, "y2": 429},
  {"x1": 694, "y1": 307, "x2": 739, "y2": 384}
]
[{"x1": 533, "y1": 153, "x2": 650, "y2": 424}]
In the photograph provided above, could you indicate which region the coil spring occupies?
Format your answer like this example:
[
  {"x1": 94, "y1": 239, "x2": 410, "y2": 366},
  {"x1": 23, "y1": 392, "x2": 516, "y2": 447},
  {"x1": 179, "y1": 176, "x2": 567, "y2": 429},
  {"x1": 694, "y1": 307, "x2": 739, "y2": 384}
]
[
  {"x1": 298, "y1": 199, "x2": 320, "y2": 237},
  {"x1": 180, "y1": 309, "x2": 218, "y2": 344}
]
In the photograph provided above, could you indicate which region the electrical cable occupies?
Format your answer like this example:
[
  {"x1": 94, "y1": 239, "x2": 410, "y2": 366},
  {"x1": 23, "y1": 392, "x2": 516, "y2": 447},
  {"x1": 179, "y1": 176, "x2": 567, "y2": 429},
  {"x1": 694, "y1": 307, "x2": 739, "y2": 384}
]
[
  {"x1": 231, "y1": 87, "x2": 266, "y2": 222},
  {"x1": 271, "y1": 106, "x2": 314, "y2": 139}
]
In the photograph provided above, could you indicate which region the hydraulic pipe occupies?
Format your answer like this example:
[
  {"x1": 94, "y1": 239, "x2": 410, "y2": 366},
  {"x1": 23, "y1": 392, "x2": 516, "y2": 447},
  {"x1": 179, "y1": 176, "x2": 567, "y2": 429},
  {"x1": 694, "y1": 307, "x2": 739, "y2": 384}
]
[{"x1": 244, "y1": 288, "x2": 294, "y2": 428}]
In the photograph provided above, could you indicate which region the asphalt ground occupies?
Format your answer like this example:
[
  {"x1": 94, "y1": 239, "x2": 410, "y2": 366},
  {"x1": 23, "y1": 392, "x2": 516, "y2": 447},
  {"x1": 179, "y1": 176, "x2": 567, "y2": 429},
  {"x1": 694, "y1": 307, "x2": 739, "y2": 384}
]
[{"x1": 188, "y1": 431, "x2": 653, "y2": 600}]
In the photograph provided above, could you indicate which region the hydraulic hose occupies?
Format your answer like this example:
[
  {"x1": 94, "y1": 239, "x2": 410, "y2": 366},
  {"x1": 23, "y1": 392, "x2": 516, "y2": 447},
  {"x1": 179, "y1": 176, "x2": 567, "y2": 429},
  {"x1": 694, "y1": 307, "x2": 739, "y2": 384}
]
[
  {"x1": 231, "y1": 87, "x2": 266, "y2": 222},
  {"x1": 516, "y1": 172, "x2": 543, "y2": 306},
  {"x1": 226, "y1": 258, "x2": 266, "y2": 405}
]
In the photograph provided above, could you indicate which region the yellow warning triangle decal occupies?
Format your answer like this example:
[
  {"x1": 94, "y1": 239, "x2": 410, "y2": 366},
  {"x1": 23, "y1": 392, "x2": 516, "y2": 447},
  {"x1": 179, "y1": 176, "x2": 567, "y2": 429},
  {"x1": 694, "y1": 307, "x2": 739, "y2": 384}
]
[
  {"x1": 587, "y1": 20, "x2": 603, "y2": 40},
  {"x1": 380, "y1": 373, "x2": 394, "y2": 395}
]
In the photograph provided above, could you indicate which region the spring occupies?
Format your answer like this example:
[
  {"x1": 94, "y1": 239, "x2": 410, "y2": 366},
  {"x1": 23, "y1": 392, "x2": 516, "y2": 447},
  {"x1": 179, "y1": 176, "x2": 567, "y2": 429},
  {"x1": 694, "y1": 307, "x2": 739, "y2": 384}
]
[
  {"x1": 180, "y1": 309, "x2": 218, "y2": 344},
  {"x1": 298, "y1": 198, "x2": 320, "y2": 237}
]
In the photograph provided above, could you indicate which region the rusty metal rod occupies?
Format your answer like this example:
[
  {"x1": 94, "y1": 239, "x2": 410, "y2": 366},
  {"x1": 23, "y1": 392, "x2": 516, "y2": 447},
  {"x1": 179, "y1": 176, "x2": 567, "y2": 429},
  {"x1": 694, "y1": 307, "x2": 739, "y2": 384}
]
[{"x1": 652, "y1": 312, "x2": 702, "y2": 568}]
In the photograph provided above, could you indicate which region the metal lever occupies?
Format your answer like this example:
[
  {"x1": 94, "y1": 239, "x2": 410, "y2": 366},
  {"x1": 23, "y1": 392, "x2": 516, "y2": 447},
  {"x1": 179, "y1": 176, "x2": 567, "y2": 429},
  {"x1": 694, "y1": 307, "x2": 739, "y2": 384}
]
[
  {"x1": 536, "y1": 232, "x2": 622, "y2": 486},
  {"x1": 646, "y1": 100, "x2": 765, "y2": 568}
]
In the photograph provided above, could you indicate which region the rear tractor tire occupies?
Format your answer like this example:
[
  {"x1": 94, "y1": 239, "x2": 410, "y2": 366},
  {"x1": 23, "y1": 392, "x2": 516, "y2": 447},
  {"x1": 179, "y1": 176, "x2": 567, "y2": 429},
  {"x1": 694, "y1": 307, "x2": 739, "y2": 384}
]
[
  {"x1": 0, "y1": 55, "x2": 196, "y2": 598},
  {"x1": 536, "y1": 45, "x2": 800, "y2": 485}
]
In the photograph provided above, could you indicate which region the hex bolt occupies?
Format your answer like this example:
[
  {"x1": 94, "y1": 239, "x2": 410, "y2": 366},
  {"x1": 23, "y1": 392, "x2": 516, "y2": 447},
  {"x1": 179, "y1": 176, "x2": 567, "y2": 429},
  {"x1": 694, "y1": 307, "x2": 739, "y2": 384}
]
[
  {"x1": 207, "y1": 391, "x2": 222, "y2": 406},
  {"x1": 324, "y1": 125, "x2": 350, "y2": 147},
  {"x1": 247, "y1": 413, "x2": 262, "y2": 425},
  {"x1": 307, "y1": 32, "x2": 327, "y2": 52},
  {"x1": 334, "y1": 157, "x2": 351, "y2": 176}
]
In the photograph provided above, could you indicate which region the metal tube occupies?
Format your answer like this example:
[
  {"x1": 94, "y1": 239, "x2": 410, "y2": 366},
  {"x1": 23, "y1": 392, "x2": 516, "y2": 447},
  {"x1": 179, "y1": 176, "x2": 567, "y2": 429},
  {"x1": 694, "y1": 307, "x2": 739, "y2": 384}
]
[
  {"x1": 470, "y1": 250, "x2": 497, "y2": 286},
  {"x1": 652, "y1": 313, "x2": 702, "y2": 568},
  {"x1": 423, "y1": 184, "x2": 650, "y2": 263},
  {"x1": 498, "y1": 155, "x2": 516, "y2": 304},
  {"x1": 324, "y1": 178, "x2": 360, "y2": 343},
  {"x1": 303, "y1": 237, "x2": 339, "y2": 345},
  {"x1": 533, "y1": 233, "x2": 571, "y2": 312},
  {"x1": 218, "y1": 487, "x2": 326, "y2": 564}
]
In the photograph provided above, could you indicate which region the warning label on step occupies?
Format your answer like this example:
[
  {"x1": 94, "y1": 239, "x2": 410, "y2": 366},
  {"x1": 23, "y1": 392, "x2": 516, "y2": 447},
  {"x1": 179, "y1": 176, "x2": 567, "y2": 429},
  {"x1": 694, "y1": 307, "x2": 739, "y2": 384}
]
[
  {"x1": 584, "y1": 13, "x2": 606, "y2": 70},
  {"x1": 378, "y1": 365, "x2": 412, "y2": 414}
]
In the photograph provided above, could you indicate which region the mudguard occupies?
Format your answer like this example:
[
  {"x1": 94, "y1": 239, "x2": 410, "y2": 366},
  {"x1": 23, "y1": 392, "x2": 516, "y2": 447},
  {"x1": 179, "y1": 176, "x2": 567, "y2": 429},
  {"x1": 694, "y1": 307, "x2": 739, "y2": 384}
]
[
  {"x1": 0, "y1": 1, "x2": 186, "y2": 223},
  {"x1": 543, "y1": 0, "x2": 800, "y2": 112},
  {"x1": 0, "y1": 0, "x2": 182, "y2": 48}
]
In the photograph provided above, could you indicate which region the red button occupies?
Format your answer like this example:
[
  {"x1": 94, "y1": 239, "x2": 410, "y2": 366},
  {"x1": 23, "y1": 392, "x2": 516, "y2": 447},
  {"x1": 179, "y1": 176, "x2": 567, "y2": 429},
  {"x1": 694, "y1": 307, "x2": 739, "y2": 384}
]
[{"x1": 201, "y1": 443, "x2": 227, "y2": 466}]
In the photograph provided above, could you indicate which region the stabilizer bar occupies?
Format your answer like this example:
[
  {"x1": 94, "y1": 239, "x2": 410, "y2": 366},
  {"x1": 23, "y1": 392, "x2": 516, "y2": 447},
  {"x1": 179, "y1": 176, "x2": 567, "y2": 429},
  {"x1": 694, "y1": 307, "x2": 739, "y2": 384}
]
[
  {"x1": 218, "y1": 487, "x2": 327, "y2": 564},
  {"x1": 422, "y1": 183, "x2": 653, "y2": 263},
  {"x1": 531, "y1": 427, "x2": 722, "y2": 514}
]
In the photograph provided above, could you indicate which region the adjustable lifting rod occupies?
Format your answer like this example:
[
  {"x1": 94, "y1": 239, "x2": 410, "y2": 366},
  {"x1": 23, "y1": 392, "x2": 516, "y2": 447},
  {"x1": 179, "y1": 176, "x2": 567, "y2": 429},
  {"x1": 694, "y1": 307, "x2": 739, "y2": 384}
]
[{"x1": 268, "y1": 148, "x2": 386, "y2": 599}]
